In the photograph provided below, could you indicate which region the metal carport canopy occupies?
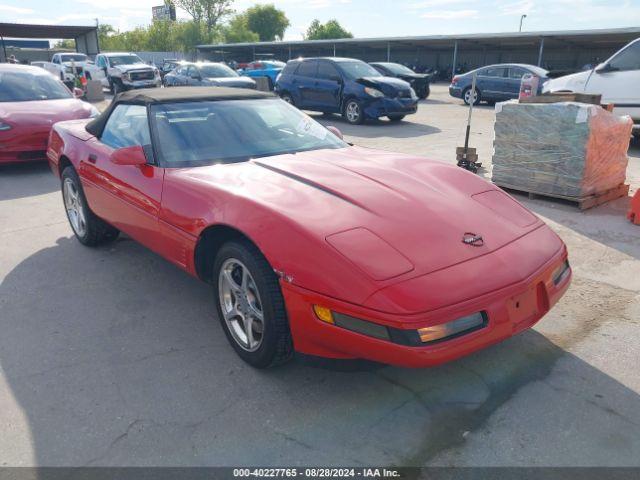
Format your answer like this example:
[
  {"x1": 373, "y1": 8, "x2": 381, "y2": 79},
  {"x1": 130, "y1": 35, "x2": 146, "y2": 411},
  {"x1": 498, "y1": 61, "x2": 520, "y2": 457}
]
[
  {"x1": 0, "y1": 23, "x2": 100, "y2": 55},
  {"x1": 197, "y1": 26, "x2": 640, "y2": 57}
]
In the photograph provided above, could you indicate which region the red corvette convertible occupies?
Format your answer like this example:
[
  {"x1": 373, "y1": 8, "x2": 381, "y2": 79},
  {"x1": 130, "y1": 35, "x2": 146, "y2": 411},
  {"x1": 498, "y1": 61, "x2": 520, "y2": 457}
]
[
  {"x1": 0, "y1": 64, "x2": 99, "y2": 164},
  {"x1": 47, "y1": 87, "x2": 571, "y2": 368}
]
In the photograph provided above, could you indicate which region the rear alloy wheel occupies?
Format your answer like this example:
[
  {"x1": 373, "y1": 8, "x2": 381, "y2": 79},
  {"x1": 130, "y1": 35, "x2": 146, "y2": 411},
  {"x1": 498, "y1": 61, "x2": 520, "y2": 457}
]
[
  {"x1": 280, "y1": 92, "x2": 294, "y2": 106},
  {"x1": 463, "y1": 87, "x2": 481, "y2": 106},
  {"x1": 214, "y1": 241, "x2": 293, "y2": 368},
  {"x1": 343, "y1": 99, "x2": 364, "y2": 125},
  {"x1": 61, "y1": 167, "x2": 119, "y2": 246}
]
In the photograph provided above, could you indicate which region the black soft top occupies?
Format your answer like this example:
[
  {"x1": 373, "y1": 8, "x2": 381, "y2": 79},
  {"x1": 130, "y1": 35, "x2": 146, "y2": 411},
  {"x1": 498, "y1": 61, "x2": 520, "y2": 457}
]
[{"x1": 85, "y1": 86, "x2": 274, "y2": 137}]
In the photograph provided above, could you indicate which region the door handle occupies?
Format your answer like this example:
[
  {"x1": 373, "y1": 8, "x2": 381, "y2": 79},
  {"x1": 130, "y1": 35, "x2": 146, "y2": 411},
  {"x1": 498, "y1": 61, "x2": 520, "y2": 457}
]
[{"x1": 88, "y1": 154, "x2": 97, "y2": 164}]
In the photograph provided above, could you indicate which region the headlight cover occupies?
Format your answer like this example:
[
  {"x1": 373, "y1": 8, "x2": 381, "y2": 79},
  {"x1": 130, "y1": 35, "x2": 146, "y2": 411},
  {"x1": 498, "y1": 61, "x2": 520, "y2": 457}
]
[{"x1": 364, "y1": 87, "x2": 384, "y2": 98}]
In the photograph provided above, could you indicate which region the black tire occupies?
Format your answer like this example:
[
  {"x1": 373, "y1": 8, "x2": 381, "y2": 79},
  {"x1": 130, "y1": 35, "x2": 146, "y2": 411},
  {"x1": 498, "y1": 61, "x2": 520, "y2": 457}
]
[
  {"x1": 463, "y1": 87, "x2": 481, "y2": 106},
  {"x1": 419, "y1": 84, "x2": 430, "y2": 99},
  {"x1": 388, "y1": 115, "x2": 405, "y2": 122},
  {"x1": 267, "y1": 76, "x2": 274, "y2": 91},
  {"x1": 108, "y1": 77, "x2": 114, "y2": 94},
  {"x1": 61, "y1": 166, "x2": 119, "y2": 247},
  {"x1": 213, "y1": 240, "x2": 293, "y2": 368},
  {"x1": 113, "y1": 79, "x2": 124, "y2": 95},
  {"x1": 343, "y1": 98, "x2": 365, "y2": 125},
  {"x1": 280, "y1": 92, "x2": 295, "y2": 106}
]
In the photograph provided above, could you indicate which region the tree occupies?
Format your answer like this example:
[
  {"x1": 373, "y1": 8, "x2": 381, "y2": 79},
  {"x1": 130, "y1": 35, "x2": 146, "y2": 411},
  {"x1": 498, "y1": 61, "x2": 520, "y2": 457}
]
[
  {"x1": 244, "y1": 4, "x2": 289, "y2": 41},
  {"x1": 223, "y1": 14, "x2": 259, "y2": 43},
  {"x1": 146, "y1": 20, "x2": 176, "y2": 51},
  {"x1": 54, "y1": 39, "x2": 75, "y2": 49},
  {"x1": 173, "y1": 0, "x2": 233, "y2": 33},
  {"x1": 305, "y1": 19, "x2": 352, "y2": 40}
]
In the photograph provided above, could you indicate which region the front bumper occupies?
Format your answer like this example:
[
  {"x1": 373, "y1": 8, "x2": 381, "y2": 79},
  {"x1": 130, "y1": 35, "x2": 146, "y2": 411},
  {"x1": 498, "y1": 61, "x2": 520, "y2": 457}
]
[
  {"x1": 364, "y1": 96, "x2": 418, "y2": 119},
  {"x1": 282, "y1": 243, "x2": 570, "y2": 368},
  {"x1": 0, "y1": 130, "x2": 49, "y2": 164},
  {"x1": 123, "y1": 78, "x2": 161, "y2": 90},
  {"x1": 449, "y1": 86, "x2": 463, "y2": 98}
]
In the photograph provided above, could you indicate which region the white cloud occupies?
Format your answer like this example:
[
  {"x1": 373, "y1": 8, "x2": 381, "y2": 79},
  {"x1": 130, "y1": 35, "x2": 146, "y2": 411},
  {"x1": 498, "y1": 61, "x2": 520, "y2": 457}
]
[
  {"x1": 408, "y1": 0, "x2": 467, "y2": 8},
  {"x1": 498, "y1": 0, "x2": 536, "y2": 16},
  {"x1": 421, "y1": 9, "x2": 478, "y2": 19},
  {"x1": 0, "y1": 4, "x2": 34, "y2": 14}
]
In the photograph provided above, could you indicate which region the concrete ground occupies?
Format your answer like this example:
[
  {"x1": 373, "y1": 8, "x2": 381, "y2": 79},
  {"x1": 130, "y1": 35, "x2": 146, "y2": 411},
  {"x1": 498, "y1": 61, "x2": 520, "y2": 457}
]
[{"x1": 0, "y1": 85, "x2": 638, "y2": 467}]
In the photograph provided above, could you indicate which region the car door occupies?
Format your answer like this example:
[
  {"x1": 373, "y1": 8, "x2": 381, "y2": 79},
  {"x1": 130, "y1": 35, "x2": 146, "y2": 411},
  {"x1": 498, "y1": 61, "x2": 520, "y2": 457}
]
[
  {"x1": 95, "y1": 55, "x2": 109, "y2": 86},
  {"x1": 187, "y1": 65, "x2": 203, "y2": 86},
  {"x1": 293, "y1": 60, "x2": 319, "y2": 109},
  {"x1": 477, "y1": 66, "x2": 508, "y2": 100},
  {"x1": 584, "y1": 40, "x2": 640, "y2": 121},
  {"x1": 312, "y1": 61, "x2": 343, "y2": 112},
  {"x1": 506, "y1": 67, "x2": 528, "y2": 99},
  {"x1": 80, "y1": 104, "x2": 164, "y2": 245}
]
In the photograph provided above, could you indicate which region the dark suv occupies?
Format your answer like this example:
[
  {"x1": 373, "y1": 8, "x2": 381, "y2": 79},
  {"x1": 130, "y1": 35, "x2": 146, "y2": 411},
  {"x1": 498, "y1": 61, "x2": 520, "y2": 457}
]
[{"x1": 275, "y1": 57, "x2": 418, "y2": 124}]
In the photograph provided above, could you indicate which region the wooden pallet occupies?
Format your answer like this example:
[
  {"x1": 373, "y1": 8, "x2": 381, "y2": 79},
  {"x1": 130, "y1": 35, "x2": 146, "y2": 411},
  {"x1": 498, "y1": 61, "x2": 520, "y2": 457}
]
[
  {"x1": 519, "y1": 92, "x2": 602, "y2": 105},
  {"x1": 495, "y1": 182, "x2": 630, "y2": 210}
]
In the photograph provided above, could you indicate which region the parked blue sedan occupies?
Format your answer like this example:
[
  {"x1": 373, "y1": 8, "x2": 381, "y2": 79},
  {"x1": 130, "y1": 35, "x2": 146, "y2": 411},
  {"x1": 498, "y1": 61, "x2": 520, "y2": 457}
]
[
  {"x1": 449, "y1": 64, "x2": 549, "y2": 105},
  {"x1": 239, "y1": 60, "x2": 286, "y2": 90}
]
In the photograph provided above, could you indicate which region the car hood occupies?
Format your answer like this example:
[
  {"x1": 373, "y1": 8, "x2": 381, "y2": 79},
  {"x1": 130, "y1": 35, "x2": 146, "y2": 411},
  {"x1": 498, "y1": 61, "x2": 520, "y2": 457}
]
[
  {"x1": 203, "y1": 77, "x2": 256, "y2": 87},
  {"x1": 543, "y1": 70, "x2": 591, "y2": 93},
  {"x1": 115, "y1": 63, "x2": 154, "y2": 72},
  {"x1": 356, "y1": 76, "x2": 412, "y2": 95},
  {"x1": 179, "y1": 146, "x2": 543, "y2": 281},
  {"x1": 0, "y1": 98, "x2": 93, "y2": 127}
]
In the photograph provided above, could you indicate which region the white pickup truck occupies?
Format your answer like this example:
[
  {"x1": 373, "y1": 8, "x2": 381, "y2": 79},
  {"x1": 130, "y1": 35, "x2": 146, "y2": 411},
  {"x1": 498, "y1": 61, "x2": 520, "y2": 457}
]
[
  {"x1": 31, "y1": 52, "x2": 101, "y2": 83},
  {"x1": 94, "y1": 52, "x2": 161, "y2": 94},
  {"x1": 544, "y1": 38, "x2": 640, "y2": 133}
]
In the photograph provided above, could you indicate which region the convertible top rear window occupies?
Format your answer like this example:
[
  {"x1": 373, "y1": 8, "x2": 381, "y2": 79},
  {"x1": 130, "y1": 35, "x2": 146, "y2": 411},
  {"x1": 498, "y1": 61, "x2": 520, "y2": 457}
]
[{"x1": 150, "y1": 98, "x2": 347, "y2": 167}]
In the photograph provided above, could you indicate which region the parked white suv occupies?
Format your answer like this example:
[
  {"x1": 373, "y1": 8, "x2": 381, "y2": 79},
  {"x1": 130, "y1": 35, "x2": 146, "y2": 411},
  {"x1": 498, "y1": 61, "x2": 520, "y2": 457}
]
[
  {"x1": 94, "y1": 52, "x2": 161, "y2": 94},
  {"x1": 544, "y1": 38, "x2": 640, "y2": 132}
]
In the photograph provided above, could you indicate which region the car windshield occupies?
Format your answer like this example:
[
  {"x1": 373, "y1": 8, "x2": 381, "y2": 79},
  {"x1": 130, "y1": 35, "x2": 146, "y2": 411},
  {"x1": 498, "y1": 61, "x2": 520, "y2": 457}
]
[
  {"x1": 108, "y1": 55, "x2": 143, "y2": 66},
  {"x1": 338, "y1": 61, "x2": 382, "y2": 80},
  {"x1": 381, "y1": 63, "x2": 415, "y2": 75},
  {"x1": 151, "y1": 99, "x2": 348, "y2": 167},
  {"x1": 60, "y1": 54, "x2": 87, "y2": 62},
  {"x1": 199, "y1": 64, "x2": 238, "y2": 78},
  {"x1": 0, "y1": 71, "x2": 72, "y2": 102}
]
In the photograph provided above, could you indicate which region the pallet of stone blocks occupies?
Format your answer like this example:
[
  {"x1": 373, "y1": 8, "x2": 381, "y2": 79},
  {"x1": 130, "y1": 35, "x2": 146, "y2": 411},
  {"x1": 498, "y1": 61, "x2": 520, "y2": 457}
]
[{"x1": 492, "y1": 101, "x2": 633, "y2": 209}]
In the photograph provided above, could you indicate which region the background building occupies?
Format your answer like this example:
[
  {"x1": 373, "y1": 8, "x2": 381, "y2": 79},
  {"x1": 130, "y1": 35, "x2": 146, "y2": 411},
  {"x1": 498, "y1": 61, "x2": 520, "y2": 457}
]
[{"x1": 197, "y1": 27, "x2": 640, "y2": 77}]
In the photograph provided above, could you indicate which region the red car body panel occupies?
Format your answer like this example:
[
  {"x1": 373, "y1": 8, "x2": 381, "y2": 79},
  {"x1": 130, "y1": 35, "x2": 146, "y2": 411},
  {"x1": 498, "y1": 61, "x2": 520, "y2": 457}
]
[
  {"x1": 0, "y1": 98, "x2": 94, "y2": 164},
  {"x1": 48, "y1": 118, "x2": 571, "y2": 367}
]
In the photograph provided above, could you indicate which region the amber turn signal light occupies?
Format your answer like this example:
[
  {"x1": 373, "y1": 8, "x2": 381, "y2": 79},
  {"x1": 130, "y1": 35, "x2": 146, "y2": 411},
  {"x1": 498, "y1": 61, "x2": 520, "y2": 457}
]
[{"x1": 313, "y1": 305, "x2": 334, "y2": 324}]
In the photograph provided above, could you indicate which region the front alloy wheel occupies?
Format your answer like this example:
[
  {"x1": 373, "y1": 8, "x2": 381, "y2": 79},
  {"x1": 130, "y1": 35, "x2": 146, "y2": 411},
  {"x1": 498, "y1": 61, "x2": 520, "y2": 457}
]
[
  {"x1": 213, "y1": 240, "x2": 293, "y2": 368},
  {"x1": 463, "y1": 88, "x2": 480, "y2": 106},
  {"x1": 344, "y1": 99, "x2": 364, "y2": 125},
  {"x1": 218, "y1": 258, "x2": 265, "y2": 352}
]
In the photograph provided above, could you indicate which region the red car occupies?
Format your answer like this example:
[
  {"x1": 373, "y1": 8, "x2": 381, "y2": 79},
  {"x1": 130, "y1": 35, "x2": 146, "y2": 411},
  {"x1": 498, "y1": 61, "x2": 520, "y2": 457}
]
[
  {"x1": 47, "y1": 87, "x2": 571, "y2": 368},
  {"x1": 0, "y1": 64, "x2": 99, "y2": 164}
]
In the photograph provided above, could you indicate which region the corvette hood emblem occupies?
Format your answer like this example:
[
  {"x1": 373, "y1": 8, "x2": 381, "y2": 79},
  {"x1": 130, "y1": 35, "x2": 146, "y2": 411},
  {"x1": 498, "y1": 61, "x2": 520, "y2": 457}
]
[{"x1": 462, "y1": 232, "x2": 484, "y2": 247}]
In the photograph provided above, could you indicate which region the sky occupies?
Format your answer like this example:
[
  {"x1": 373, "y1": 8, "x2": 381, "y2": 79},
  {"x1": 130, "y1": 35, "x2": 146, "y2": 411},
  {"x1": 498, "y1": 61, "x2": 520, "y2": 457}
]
[{"x1": 0, "y1": 0, "x2": 639, "y2": 41}]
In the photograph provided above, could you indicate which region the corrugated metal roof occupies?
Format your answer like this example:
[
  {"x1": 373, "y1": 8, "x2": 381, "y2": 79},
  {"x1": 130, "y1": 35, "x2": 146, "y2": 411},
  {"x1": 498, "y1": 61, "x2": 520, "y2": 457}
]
[
  {"x1": 0, "y1": 23, "x2": 97, "y2": 39},
  {"x1": 197, "y1": 27, "x2": 640, "y2": 50}
]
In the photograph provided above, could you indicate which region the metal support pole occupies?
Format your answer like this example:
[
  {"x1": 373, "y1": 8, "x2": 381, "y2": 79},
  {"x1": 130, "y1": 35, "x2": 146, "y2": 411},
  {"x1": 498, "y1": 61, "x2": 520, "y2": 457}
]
[
  {"x1": 537, "y1": 37, "x2": 545, "y2": 67},
  {"x1": 288, "y1": 45, "x2": 292, "y2": 60},
  {"x1": 252, "y1": 46, "x2": 256, "y2": 61},
  {"x1": 387, "y1": 42, "x2": 391, "y2": 62},
  {"x1": 464, "y1": 73, "x2": 477, "y2": 152},
  {"x1": 0, "y1": 35, "x2": 7, "y2": 63},
  {"x1": 452, "y1": 40, "x2": 458, "y2": 80},
  {"x1": 333, "y1": 44, "x2": 336, "y2": 57}
]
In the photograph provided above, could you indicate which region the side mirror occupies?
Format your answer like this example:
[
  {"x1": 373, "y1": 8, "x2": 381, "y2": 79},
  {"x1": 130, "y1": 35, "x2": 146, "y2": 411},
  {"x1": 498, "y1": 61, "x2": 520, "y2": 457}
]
[
  {"x1": 326, "y1": 125, "x2": 343, "y2": 140},
  {"x1": 110, "y1": 145, "x2": 147, "y2": 166},
  {"x1": 191, "y1": 73, "x2": 201, "y2": 80},
  {"x1": 73, "y1": 87, "x2": 84, "y2": 99}
]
